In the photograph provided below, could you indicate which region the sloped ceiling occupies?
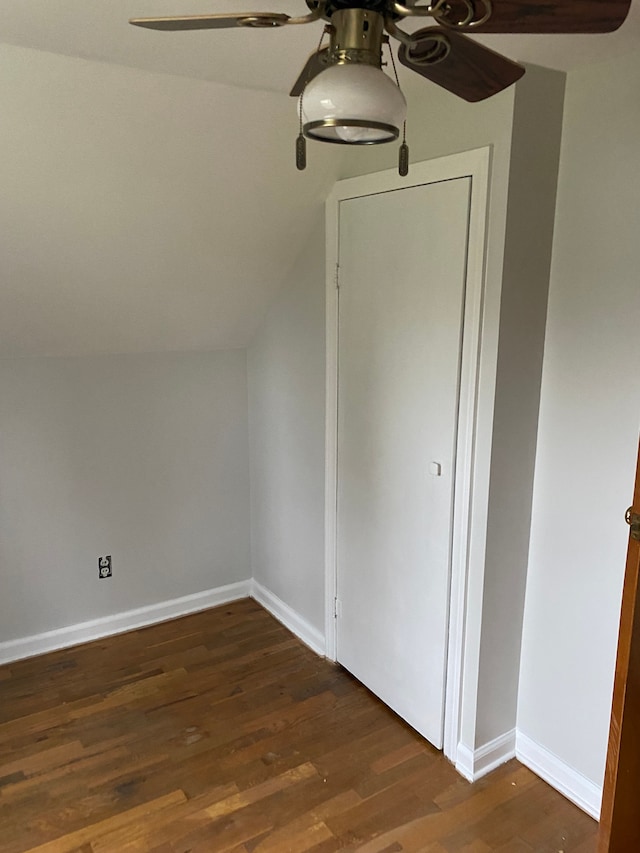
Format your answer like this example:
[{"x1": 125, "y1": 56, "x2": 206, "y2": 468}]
[
  {"x1": 1, "y1": 1, "x2": 638, "y2": 355},
  {"x1": 0, "y1": 44, "x2": 342, "y2": 355}
]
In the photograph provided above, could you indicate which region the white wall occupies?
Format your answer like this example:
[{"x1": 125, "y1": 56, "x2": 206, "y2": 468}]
[
  {"x1": 518, "y1": 48, "x2": 640, "y2": 794},
  {"x1": 0, "y1": 350, "x2": 251, "y2": 642},
  {"x1": 475, "y1": 65, "x2": 565, "y2": 747},
  {"x1": 248, "y1": 218, "x2": 327, "y2": 635}
]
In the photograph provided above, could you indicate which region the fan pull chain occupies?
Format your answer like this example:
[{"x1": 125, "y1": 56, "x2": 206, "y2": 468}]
[
  {"x1": 399, "y1": 124, "x2": 409, "y2": 177},
  {"x1": 296, "y1": 27, "x2": 329, "y2": 171},
  {"x1": 296, "y1": 94, "x2": 307, "y2": 171},
  {"x1": 388, "y1": 44, "x2": 409, "y2": 177}
]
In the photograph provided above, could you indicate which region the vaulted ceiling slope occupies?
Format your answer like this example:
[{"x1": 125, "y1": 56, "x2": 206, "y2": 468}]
[{"x1": 0, "y1": 44, "x2": 342, "y2": 355}]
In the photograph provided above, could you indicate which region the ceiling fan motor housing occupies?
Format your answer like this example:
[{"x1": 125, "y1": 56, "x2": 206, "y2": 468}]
[{"x1": 329, "y1": 8, "x2": 385, "y2": 67}]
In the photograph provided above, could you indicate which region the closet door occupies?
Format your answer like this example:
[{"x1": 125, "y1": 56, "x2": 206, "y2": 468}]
[{"x1": 336, "y1": 178, "x2": 471, "y2": 747}]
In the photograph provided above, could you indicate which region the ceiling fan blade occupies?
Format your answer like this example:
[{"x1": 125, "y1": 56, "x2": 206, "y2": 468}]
[
  {"x1": 398, "y1": 27, "x2": 525, "y2": 102},
  {"x1": 289, "y1": 47, "x2": 331, "y2": 97},
  {"x1": 129, "y1": 12, "x2": 291, "y2": 31},
  {"x1": 441, "y1": 0, "x2": 631, "y2": 33}
]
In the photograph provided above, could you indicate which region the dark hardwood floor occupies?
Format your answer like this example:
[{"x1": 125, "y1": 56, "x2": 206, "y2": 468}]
[{"x1": 0, "y1": 598, "x2": 598, "y2": 852}]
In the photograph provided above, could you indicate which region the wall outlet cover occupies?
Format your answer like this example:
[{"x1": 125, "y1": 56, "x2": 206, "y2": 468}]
[{"x1": 98, "y1": 556, "x2": 112, "y2": 579}]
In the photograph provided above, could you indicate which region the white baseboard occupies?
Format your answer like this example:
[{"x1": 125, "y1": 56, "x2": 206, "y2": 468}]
[
  {"x1": 516, "y1": 731, "x2": 602, "y2": 820},
  {"x1": 250, "y1": 580, "x2": 325, "y2": 657},
  {"x1": 456, "y1": 728, "x2": 517, "y2": 782},
  {"x1": 0, "y1": 580, "x2": 252, "y2": 665},
  {"x1": 455, "y1": 728, "x2": 601, "y2": 819},
  {"x1": 455, "y1": 743, "x2": 476, "y2": 781}
]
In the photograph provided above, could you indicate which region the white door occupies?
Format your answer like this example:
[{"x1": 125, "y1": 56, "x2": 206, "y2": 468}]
[{"x1": 336, "y1": 177, "x2": 471, "y2": 748}]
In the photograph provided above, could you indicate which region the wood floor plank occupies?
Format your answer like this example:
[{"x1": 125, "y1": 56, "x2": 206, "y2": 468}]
[
  {"x1": 22, "y1": 791, "x2": 187, "y2": 853},
  {"x1": 0, "y1": 599, "x2": 598, "y2": 853},
  {"x1": 89, "y1": 783, "x2": 241, "y2": 852}
]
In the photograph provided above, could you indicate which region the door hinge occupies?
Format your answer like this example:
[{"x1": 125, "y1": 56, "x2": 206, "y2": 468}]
[
  {"x1": 626, "y1": 507, "x2": 640, "y2": 542},
  {"x1": 335, "y1": 264, "x2": 340, "y2": 290},
  {"x1": 334, "y1": 598, "x2": 342, "y2": 619}
]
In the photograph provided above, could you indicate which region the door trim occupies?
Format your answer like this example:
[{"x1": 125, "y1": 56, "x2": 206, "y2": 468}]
[
  {"x1": 324, "y1": 147, "x2": 491, "y2": 766},
  {"x1": 598, "y1": 437, "x2": 640, "y2": 850}
]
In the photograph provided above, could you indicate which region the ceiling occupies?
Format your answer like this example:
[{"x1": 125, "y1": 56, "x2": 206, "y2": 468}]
[
  {"x1": 1, "y1": 1, "x2": 639, "y2": 94},
  {"x1": 0, "y1": 43, "x2": 342, "y2": 356}
]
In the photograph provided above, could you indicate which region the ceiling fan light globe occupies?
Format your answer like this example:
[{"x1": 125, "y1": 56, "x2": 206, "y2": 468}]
[
  {"x1": 300, "y1": 64, "x2": 406, "y2": 145},
  {"x1": 335, "y1": 124, "x2": 390, "y2": 143}
]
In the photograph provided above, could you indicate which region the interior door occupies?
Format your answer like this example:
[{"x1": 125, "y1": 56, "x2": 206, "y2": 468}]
[{"x1": 336, "y1": 177, "x2": 471, "y2": 748}]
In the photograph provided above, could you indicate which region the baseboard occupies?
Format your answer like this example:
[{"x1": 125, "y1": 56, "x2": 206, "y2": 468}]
[
  {"x1": 455, "y1": 743, "x2": 476, "y2": 782},
  {"x1": 456, "y1": 729, "x2": 517, "y2": 782},
  {"x1": 455, "y1": 729, "x2": 602, "y2": 818},
  {"x1": 516, "y1": 731, "x2": 602, "y2": 820},
  {"x1": 0, "y1": 580, "x2": 252, "y2": 665},
  {"x1": 250, "y1": 580, "x2": 325, "y2": 657}
]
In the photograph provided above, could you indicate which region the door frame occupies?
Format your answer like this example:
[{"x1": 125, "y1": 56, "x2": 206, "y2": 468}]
[
  {"x1": 324, "y1": 147, "x2": 491, "y2": 764},
  {"x1": 598, "y1": 437, "x2": 640, "y2": 851}
]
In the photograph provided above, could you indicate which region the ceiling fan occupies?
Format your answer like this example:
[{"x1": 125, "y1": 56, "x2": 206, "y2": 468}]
[{"x1": 130, "y1": 0, "x2": 631, "y2": 169}]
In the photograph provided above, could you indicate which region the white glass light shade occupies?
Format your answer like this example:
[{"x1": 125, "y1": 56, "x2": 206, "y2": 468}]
[{"x1": 300, "y1": 63, "x2": 407, "y2": 145}]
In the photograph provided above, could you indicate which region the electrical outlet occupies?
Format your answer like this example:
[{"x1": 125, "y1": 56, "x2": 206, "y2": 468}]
[{"x1": 98, "y1": 555, "x2": 112, "y2": 579}]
